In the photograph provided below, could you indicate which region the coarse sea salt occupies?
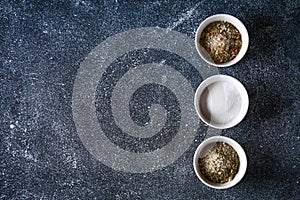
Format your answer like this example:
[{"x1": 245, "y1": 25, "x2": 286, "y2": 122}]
[{"x1": 199, "y1": 81, "x2": 242, "y2": 126}]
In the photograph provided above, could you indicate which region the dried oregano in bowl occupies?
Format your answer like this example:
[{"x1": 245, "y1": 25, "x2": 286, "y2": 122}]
[
  {"x1": 198, "y1": 142, "x2": 240, "y2": 183},
  {"x1": 193, "y1": 136, "x2": 247, "y2": 189}
]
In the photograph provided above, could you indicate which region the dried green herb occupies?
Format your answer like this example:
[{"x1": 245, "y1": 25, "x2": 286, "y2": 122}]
[
  {"x1": 200, "y1": 21, "x2": 242, "y2": 64},
  {"x1": 199, "y1": 142, "x2": 239, "y2": 183}
]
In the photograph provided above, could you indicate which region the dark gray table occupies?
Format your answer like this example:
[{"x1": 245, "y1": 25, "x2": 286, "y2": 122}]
[{"x1": 1, "y1": 1, "x2": 299, "y2": 199}]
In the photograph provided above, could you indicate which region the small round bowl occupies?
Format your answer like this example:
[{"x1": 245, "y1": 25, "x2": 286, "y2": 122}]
[
  {"x1": 193, "y1": 136, "x2": 247, "y2": 189},
  {"x1": 194, "y1": 74, "x2": 249, "y2": 129},
  {"x1": 195, "y1": 14, "x2": 249, "y2": 67}
]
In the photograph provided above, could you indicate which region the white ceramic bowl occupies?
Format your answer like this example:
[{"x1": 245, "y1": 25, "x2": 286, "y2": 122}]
[
  {"x1": 193, "y1": 136, "x2": 247, "y2": 189},
  {"x1": 194, "y1": 74, "x2": 249, "y2": 129},
  {"x1": 195, "y1": 14, "x2": 249, "y2": 67}
]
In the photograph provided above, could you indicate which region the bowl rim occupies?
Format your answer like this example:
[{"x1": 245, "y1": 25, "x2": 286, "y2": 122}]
[
  {"x1": 193, "y1": 136, "x2": 247, "y2": 189},
  {"x1": 195, "y1": 13, "x2": 249, "y2": 67},
  {"x1": 194, "y1": 74, "x2": 249, "y2": 129}
]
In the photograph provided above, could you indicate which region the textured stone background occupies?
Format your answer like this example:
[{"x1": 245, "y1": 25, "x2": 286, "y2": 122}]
[{"x1": 1, "y1": 0, "x2": 299, "y2": 199}]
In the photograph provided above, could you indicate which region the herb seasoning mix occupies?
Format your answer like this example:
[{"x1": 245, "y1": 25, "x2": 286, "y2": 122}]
[{"x1": 200, "y1": 21, "x2": 242, "y2": 64}]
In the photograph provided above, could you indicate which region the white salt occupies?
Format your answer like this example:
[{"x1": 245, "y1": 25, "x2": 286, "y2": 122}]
[{"x1": 200, "y1": 81, "x2": 242, "y2": 125}]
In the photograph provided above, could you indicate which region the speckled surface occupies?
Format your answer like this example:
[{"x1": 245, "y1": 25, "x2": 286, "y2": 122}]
[{"x1": 1, "y1": 0, "x2": 299, "y2": 199}]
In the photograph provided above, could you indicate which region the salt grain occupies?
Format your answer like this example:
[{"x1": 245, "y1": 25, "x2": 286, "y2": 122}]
[{"x1": 200, "y1": 81, "x2": 241, "y2": 125}]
